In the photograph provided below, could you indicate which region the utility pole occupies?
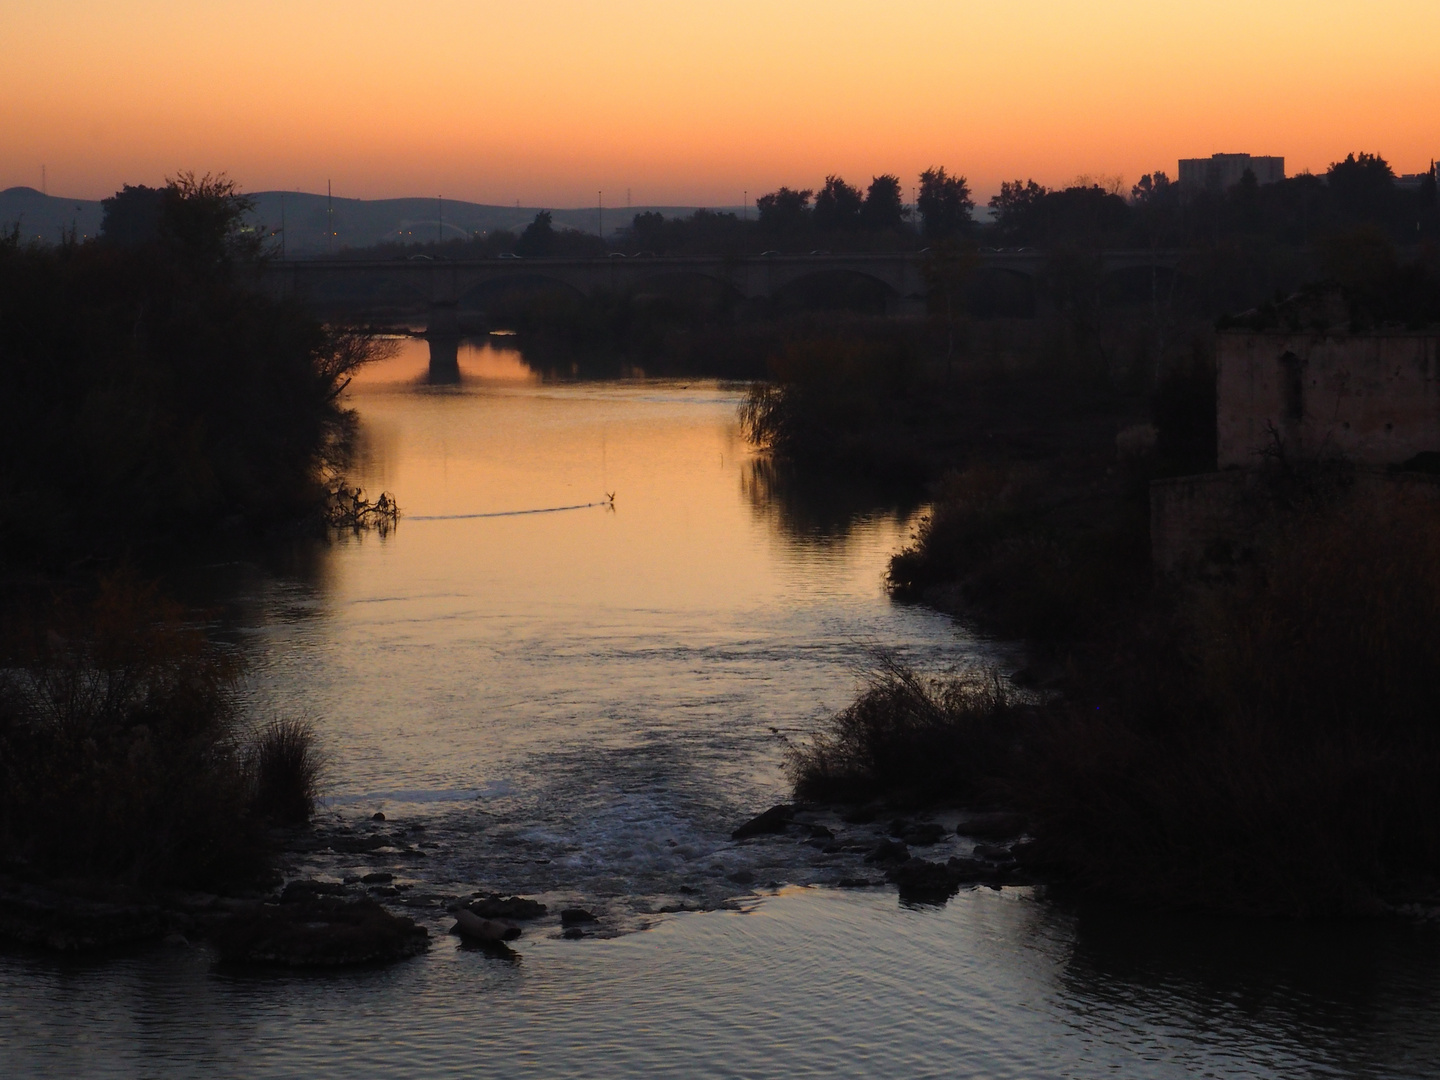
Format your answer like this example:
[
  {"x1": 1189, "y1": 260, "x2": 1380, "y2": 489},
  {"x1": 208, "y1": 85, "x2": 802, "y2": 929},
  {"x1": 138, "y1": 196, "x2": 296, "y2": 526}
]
[
  {"x1": 280, "y1": 192, "x2": 286, "y2": 260},
  {"x1": 438, "y1": 195, "x2": 443, "y2": 243},
  {"x1": 41, "y1": 165, "x2": 46, "y2": 195},
  {"x1": 327, "y1": 179, "x2": 333, "y2": 256},
  {"x1": 743, "y1": 190, "x2": 747, "y2": 221},
  {"x1": 598, "y1": 190, "x2": 603, "y2": 241}
]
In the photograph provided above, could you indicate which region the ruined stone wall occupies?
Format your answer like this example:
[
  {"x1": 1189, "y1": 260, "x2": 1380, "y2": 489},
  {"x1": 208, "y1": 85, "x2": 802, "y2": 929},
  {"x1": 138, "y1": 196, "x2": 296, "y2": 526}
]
[{"x1": 1217, "y1": 332, "x2": 1440, "y2": 468}]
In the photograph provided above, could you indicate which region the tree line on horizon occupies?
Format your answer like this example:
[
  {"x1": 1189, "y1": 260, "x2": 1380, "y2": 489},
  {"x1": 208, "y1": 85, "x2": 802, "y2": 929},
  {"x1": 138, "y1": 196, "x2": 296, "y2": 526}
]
[{"x1": 312, "y1": 152, "x2": 1437, "y2": 261}]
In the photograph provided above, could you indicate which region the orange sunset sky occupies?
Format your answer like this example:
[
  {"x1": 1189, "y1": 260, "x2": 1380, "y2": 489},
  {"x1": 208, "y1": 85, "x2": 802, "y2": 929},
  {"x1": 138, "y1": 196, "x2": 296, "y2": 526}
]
[{"x1": 4, "y1": 0, "x2": 1437, "y2": 205}]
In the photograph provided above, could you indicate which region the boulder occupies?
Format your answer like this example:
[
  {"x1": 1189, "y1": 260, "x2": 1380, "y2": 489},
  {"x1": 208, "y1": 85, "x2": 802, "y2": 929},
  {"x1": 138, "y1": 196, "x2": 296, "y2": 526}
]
[
  {"x1": 864, "y1": 839, "x2": 911, "y2": 865},
  {"x1": 886, "y1": 859, "x2": 964, "y2": 905},
  {"x1": 731, "y1": 804, "x2": 796, "y2": 840},
  {"x1": 0, "y1": 878, "x2": 164, "y2": 952},
  {"x1": 560, "y1": 908, "x2": 599, "y2": 927},
  {"x1": 892, "y1": 821, "x2": 948, "y2": 846},
  {"x1": 452, "y1": 909, "x2": 522, "y2": 942},
  {"x1": 212, "y1": 898, "x2": 429, "y2": 967},
  {"x1": 973, "y1": 843, "x2": 1014, "y2": 863}
]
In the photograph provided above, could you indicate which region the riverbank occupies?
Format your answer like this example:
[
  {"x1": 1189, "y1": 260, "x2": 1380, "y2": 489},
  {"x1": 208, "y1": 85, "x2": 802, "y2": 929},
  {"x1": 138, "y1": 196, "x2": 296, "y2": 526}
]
[{"x1": 747, "y1": 293, "x2": 1440, "y2": 918}]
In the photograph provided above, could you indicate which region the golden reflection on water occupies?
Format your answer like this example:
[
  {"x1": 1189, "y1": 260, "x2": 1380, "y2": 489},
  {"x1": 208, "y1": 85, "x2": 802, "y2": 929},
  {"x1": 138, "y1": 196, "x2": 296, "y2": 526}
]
[
  {"x1": 338, "y1": 338, "x2": 918, "y2": 629},
  {"x1": 349, "y1": 336, "x2": 542, "y2": 388}
]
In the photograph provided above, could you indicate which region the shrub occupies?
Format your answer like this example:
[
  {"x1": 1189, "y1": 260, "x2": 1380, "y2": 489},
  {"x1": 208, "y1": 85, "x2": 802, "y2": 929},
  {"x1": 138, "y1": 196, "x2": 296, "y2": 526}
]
[
  {"x1": 787, "y1": 654, "x2": 1025, "y2": 807},
  {"x1": 247, "y1": 719, "x2": 322, "y2": 825},
  {"x1": 0, "y1": 576, "x2": 280, "y2": 890}
]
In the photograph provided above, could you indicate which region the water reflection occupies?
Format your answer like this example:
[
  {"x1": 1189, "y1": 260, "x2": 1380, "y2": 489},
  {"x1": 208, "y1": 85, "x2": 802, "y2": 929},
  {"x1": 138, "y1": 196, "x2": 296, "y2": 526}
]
[
  {"x1": 742, "y1": 455, "x2": 926, "y2": 545},
  {"x1": 1060, "y1": 905, "x2": 1440, "y2": 1076},
  {"x1": 347, "y1": 335, "x2": 542, "y2": 389},
  {"x1": 425, "y1": 334, "x2": 460, "y2": 383},
  {"x1": 15, "y1": 339, "x2": 1436, "y2": 1077}
]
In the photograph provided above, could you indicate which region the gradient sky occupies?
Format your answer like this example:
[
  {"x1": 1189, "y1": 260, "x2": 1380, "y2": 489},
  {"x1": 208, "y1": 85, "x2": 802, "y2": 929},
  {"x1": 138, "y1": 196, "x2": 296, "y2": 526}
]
[{"x1": 4, "y1": 0, "x2": 1437, "y2": 205}]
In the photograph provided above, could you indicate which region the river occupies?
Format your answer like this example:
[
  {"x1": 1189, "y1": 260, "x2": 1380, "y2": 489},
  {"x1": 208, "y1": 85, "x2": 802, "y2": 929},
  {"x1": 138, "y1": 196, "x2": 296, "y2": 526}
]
[{"x1": 3, "y1": 337, "x2": 1439, "y2": 1078}]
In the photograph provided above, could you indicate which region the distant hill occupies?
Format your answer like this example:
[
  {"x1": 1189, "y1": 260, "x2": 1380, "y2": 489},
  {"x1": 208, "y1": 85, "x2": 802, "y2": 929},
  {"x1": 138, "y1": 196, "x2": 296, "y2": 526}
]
[
  {"x1": 0, "y1": 187, "x2": 737, "y2": 255},
  {"x1": 1, "y1": 188, "x2": 105, "y2": 244}
]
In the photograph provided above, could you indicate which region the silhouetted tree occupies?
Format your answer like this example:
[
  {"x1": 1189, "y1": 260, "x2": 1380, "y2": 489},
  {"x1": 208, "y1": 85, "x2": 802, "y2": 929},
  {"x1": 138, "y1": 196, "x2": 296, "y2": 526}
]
[
  {"x1": 1326, "y1": 153, "x2": 1396, "y2": 221},
  {"x1": 159, "y1": 171, "x2": 263, "y2": 272},
  {"x1": 757, "y1": 187, "x2": 813, "y2": 236},
  {"x1": 861, "y1": 175, "x2": 905, "y2": 231},
  {"x1": 100, "y1": 184, "x2": 164, "y2": 247},
  {"x1": 989, "y1": 179, "x2": 1048, "y2": 244},
  {"x1": 101, "y1": 173, "x2": 263, "y2": 273},
  {"x1": 917, "y1": 168, "x2": 973, "y2": 240},
  {"x1": 812, "y1": 176, "x2": 863, "y2": 231},
  {"x1": 515, "y1": 210, "x2": 556, "y2": 256}
]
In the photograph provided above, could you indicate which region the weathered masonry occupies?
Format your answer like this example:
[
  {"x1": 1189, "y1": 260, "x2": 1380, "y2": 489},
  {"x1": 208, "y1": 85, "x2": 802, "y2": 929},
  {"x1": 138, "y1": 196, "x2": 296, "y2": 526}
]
[
  {"x1": 1152, "y1": 328, "x2": 1440, "y2": 575},
  {"x1": 1217, "y1": 331, "x2": 1440, "y2": 468}
]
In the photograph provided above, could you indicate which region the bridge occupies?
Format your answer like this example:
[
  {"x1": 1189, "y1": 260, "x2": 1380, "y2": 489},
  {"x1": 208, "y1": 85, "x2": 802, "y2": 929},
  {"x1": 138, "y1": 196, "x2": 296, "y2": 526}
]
[{"x1": 260, "y1": 250, "x2": 1187, "y2": 334}]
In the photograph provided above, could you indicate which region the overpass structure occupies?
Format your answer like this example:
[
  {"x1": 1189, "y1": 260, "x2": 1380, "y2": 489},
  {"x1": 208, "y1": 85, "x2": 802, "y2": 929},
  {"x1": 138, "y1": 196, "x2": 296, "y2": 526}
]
[{"x1": 260, "y1": 250, "x2": 1186, "y2": 333}]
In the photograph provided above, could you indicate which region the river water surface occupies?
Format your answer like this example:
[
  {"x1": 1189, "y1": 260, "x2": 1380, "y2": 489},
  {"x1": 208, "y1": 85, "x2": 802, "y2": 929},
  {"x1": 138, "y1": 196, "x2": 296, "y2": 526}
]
[{"x1": 3, "y1": 339, "x2": 1440, "y2": 1078}]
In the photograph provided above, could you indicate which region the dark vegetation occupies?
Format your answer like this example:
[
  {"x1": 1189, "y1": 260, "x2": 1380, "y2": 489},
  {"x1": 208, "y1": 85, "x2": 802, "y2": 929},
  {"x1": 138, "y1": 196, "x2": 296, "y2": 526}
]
[
  {"x1": 0, "y1": 173, "x2": 387, "y2": 565},
  {"x1": 0, "y1": 175, "x2": 373, "y2": 937},
  {"x1": 0, "y1": 577, "x2": 321, "y2": 892},
  {"x1": 759, "y1": 152, "x2": 1440, "y2": 918},
  {"x1": 787, "y1": 655, "x2": 1024, "y2": 807}
]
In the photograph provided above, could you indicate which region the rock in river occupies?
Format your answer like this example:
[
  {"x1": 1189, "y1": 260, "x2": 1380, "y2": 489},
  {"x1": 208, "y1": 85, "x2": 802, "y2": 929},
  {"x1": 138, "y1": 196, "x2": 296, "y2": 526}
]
[
  {"x1": 452, "y1": 909, "x2": 522, "y2": 942},
  {"x1": 212, "y1": 897, "x2": 429, "y2": 967},
  {"x1": 731, "y1": 804, "x2": 796, "y2": 840},
  {"x1": 864, "y1": 839, "x2": 911, "y2": 865}
]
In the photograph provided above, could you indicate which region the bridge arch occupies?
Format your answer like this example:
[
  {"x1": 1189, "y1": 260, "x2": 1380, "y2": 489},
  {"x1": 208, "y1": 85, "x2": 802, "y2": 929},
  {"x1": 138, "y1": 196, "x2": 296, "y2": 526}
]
[{"x1": 768, "y1": 267, "x2": 898, "y2": 314}]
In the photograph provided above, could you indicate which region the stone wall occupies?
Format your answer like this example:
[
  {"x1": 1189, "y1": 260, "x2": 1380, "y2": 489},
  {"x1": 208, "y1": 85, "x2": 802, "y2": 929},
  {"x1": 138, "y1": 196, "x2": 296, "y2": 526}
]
[{"x1": 1217, "y1": 331, "x2": 1440, "y2": 468}]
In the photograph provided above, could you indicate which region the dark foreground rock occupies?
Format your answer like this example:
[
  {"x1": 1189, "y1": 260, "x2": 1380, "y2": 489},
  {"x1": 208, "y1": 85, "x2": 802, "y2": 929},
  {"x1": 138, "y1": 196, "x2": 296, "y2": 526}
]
[
  {"x1": 864, "y1": 839, "x2": 911, "y2": 865},
  {"x1": 889, "y1": 820, "x2": 949, "y2": 846},
  {"x1": 731, "y1": 804, "x2": 796, "y2": 839},
  {"x1": 451, "y1": 909, "x2": 521, "y2": 942},
  {"x1": 0, "y1": 876, "x2": 165, "y2": 951},
  {"x1": 957, "y1": 812, "x2": 1029, "y2": 840},
  {"x1": 560, "y1": 907, "x2": 599, "y2": 926},
  {"x1": 211, "y1": 897, "x2": 429, "y2": 967},
  {"x1": 886, "y1": 855, "x2": 1027, "y2": 904}
]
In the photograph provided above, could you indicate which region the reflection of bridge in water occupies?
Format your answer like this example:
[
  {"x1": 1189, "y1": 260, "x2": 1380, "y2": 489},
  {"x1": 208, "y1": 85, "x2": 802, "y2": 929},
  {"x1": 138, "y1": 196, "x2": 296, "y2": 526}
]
[{"x1": 262, "y1": 250, "x2": 1188, "y2": 335}]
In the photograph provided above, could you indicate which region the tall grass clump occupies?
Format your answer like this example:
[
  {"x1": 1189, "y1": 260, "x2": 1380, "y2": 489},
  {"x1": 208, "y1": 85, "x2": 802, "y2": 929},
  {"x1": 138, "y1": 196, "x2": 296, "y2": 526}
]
[
  {"x1": 0, "y1": 576, "x2": 322, "y2": 890},
  {"x1": 1028, "y1": 493, "x2": 1440, "y2": 915},
  {"x1": 787, "y1": 654, "x2": 1026, "y2": 807},
  {"x1": 0, "y1": 577, "x2": 262, "y2": 888},
  {"x1": 247, "y1": 718, "x2": 322, "y2": 826}
]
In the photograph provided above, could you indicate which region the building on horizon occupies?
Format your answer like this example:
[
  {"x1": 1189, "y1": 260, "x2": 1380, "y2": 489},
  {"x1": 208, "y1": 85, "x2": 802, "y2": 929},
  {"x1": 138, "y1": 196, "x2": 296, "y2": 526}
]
[
  {"x1": 1396, "y1": 161, "x2": 1438, "y2": 192},
  {"x1": 1177, "y1": 153, "x2": 1285, "y2": 194}
]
